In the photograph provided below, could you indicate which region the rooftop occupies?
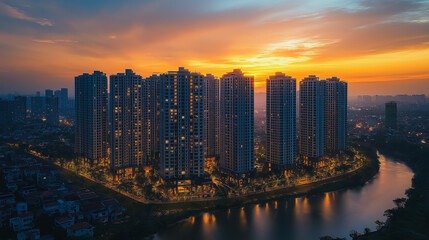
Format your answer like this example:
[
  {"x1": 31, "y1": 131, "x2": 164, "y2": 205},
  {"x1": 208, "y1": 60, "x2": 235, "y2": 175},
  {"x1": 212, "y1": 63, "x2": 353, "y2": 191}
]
[{"x1": 68, "y1": 222, "x2": 93, "y2": 231}]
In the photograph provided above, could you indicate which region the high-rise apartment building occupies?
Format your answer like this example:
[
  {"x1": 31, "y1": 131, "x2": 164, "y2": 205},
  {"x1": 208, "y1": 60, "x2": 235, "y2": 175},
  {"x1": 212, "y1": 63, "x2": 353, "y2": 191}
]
[
  {"x1": 325, "y1": 77, "x2": 347, "y2": 153},
  {"x1": 203, "y1": 74, "x2": 220, "y2": 157},
  {"x1": 299, "y1": 75, "x2": 325, "y2": 160},
  {"x1": 220, "y1": 69, "x2": 254, "y2": 175},
  {"x1": 0, "y1": 98, "x2": 10, "y2": 126},
  {"x1": 54, "y1": 90, "x2": 61, "y2": 98},
  {"x1": 45, "y1": 89, "x2": 53, "y2": 98},
  {"x1": 266, "y1": 72, "x2": 296, "y2": 168},
  {"x1": 110, "y1": 69, "x2": 145, "y2": 173},
  {"x1": 12, "y1": 96, "x2": 27, "y2": 123},
  {"x1": 46, "y1": 96, "x2": 59, "y2": 125},
  {"x1": 385, "y1": 101, "x2": 397, "y2": 129},
  {"x1": 75, "y1": 71, "x2": 108, "y2": 164},
  {"x1": 159, "y1": 67, "x2": 205, "y2": 179},
  {"x1": 60, "y1": 88, "x2": 68, "y2": 114},
  {"x1": 31, "y1": 96, "x2": 44, "y2": 119},
  {"x1": 143, "y1": 74, "x2": 160, "y2": 161}
]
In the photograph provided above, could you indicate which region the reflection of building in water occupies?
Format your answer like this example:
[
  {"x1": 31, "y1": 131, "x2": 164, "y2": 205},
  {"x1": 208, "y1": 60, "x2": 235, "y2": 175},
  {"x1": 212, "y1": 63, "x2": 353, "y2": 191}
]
[
  {"x1": 240, "y1": 207, "x2": 246, "y2": 226},
  {"x1": 322, "y1": 192, "x2": 333, "y2": 221}
]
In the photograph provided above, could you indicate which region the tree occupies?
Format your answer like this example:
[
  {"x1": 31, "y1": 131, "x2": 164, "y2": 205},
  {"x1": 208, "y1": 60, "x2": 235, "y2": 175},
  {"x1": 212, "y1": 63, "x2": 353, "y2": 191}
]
[
  {"x1": 405, "y1": 188, "x2": 416, "y2": 198},
  {"x1": 375, "y1": 220, "x2": 384, "y2": 231},
  {"x1": 320, "y1": 237, "x2": 334, "y2": 240},
  {"x1": 383, "y1": 208, "x2": 395, "y2": 218},
  {"x1": 320, "y1": 237, "x2": 346, "y2": 240},
  {"x1": 363, "y1": 227, "x2": 371, "y2": 235},
  {"x1": 393, "y1": 197, "x2": 406, "y2": 208},
  {"x1": 349, "y1": 230, "x2": 361, "y2": 240}
]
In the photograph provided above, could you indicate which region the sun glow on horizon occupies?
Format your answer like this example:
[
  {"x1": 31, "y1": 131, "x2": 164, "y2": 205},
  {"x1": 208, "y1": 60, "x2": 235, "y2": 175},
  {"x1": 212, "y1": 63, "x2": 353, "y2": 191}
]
[{"x1": 0, "y1": 0, "x2": 429, "y2": 96}]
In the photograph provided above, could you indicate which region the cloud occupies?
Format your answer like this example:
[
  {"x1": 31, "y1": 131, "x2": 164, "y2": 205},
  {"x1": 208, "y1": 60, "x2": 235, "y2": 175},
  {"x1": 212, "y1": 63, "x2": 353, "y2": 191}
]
[
  {"x1": 33, "y1": 39, "x2": 78, "y2": 44},
  {"x1": 0, "y1": 0, "x2": 429, "y2": 95},
  {"x1": 0, "y1": 2, "x2": 52, "y2": 26}
]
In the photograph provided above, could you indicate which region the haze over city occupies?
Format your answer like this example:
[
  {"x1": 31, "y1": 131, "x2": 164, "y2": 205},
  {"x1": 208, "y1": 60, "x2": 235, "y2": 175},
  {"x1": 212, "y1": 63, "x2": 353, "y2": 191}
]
[{"x1": 1, "y1": 0, "x2": 429, "y2": 96}]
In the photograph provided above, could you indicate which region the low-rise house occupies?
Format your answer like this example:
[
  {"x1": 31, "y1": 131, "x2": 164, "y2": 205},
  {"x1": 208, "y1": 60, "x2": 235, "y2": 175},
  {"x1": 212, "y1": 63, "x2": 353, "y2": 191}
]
[
  {"x1": 40, "y1": 191, "x2": 57, "y2": 203},
  {"x1": 81, "y1": 202, "x2": 108, "y2": 223},
  {"x1": 0, "y1": 205, "x2": 12, "y2": 228},
  {"x1": 69, "y1": 212, "x2": 85, "y2": 222},
  {"x1": 55, "y1": 216, "x2": 74, "y2": 229},
  {"x1": 17, "y1": 228, "x2": 40, "y2": 240},
  {"x1": 23, "y1": 167, "x2": 41, "y2": 181},
  {"x1": 3, "y1": 167, "x2": 22, "y2": 183},
  {"x1": 67, "y1": 222, "x2": 94, "y2": 238},
  {"x1": 16, "y1": 202, "x2": 28, "y2": 215},
  {"x1": 78, "y1": 192, "x2": 98, "y2": 201},
  {"x1": 9, "y1": 212, "x2": 34, "y2": 232},
  {"x1": 58, "y1": 200, "x2": 79, "y2": 214},
  {"x1": 23, "y1": 193, "x2": 41, "y2": 209},
  {"x1": 20, "y1": 186, "x2": 37, "y2": 196},
  {"x1": 0, "y1": 193, "x2": 15, "y2": 206},
  {"x1": 6, "y1": 182, "x2": 19, "y2": 192},
  {"x1": 102, "y1": 199, "x2": 125, "y2": 222},
  {"x1": 42, "y1": 201, "x2": 60, "y2": 215},
  {"x1": 36, "y1": 169, "x2": 60, "y2": 187}
]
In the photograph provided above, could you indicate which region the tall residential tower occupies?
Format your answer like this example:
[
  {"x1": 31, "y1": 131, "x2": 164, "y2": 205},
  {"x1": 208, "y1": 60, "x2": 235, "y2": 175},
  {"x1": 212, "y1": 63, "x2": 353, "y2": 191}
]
[
  {"x1": 46, "y1": 96, "x2": 59, "y2": 126},
  {"x1": 220, "y1": 69, "x2": 254, "y2": 175},
  {"x1": 325, "y1": 77, "x2": 347, "y2": 153},
  {"x1": 385, "y1": 101, "x2": 397, "y2": 129},
  {"x1": 110, "y1": 69, "x2": 145, "y2": 174},
  {"x1": 75, "y1": 71, "x2": 108, "y2": 164},
  {"x1": 203, "y1": 74, "x2": 220, "y2": 157},
  {"x1": 143, "y1": 74, "x2": 160, "y2": 161},
  {"x1": 159, "y1": 67, "x2": 205, "y2": 179},
  {"x1": 299, "y1": 75, "x2": 325, "y2": 160},
  {"x1": 266, "y1": 73, "x2": 296, "y2": 168}
]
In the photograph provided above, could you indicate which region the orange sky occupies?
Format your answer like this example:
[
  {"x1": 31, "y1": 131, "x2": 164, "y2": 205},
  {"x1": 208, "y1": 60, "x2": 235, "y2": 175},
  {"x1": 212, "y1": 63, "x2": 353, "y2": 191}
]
[{"x1": 0, "y1": 0, "x2": 429, "y2": 96}]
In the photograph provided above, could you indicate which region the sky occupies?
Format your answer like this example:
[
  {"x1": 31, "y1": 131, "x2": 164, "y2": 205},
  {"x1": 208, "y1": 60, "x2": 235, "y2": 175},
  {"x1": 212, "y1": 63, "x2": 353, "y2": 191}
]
[{"x1": 0, "y1": 0, "x2": 429, "y2": 96}]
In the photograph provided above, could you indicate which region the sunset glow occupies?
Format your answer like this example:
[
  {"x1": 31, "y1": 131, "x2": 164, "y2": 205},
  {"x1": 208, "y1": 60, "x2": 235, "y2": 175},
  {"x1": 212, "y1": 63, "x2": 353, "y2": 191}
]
[{"x1": 1, "y1": 0, "x2": 429, "y2": 95}]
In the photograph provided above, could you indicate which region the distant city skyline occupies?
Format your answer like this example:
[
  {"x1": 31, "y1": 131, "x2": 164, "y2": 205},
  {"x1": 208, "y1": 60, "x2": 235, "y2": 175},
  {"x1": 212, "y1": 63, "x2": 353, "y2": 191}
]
[
  {"x1": 0, "y1": 69, "x2": 428, "y2": 97},
  {"x1": 1, "y1": 0, "x2": 429, "y2": 96}
]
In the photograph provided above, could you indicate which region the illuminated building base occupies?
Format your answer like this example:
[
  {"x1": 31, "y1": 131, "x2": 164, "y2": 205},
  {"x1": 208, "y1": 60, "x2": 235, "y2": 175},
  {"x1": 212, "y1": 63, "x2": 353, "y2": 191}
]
[{"x1": 111, "y1": 167, "x2": 140, "y2": 181}]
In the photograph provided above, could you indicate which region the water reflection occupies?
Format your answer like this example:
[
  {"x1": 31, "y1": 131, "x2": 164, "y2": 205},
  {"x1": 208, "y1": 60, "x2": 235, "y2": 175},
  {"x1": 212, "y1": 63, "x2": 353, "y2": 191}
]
[
  {"x1": 322, "y1": 192, "x2": 333, "y2": 221},
  {"x1": 153, "y1": 154, "x2": 413, "y2": 240},
  {"x1": 240, "y1": 207, "x2": 246, "y2": 227}
]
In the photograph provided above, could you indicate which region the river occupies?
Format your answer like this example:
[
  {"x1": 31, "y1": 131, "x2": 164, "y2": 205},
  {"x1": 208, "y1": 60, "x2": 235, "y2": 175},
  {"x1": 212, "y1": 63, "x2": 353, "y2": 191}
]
[{"x1": 152, "y1": 153, "x2": 413, "y2": 240}]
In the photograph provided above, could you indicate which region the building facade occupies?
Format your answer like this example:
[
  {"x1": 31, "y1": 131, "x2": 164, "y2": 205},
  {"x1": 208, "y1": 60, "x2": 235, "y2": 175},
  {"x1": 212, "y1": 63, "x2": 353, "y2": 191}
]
[
  {"x1": 266, "y1": 73, "x2": 296, "y2": 168},
  {"x1": 31, "y1": 96, "x2": 44, "y2": 119},
  {"x1": 159, "y1": 67, "x2": 205, "y2": 179},
  {"x1": 60, "y1": 88, "x2": 69, "y2": 114},
  {"x1": 12, "y1": 96, "x2": 27, "y2": 123},
  {"x1": 46, "y1": 96, "x2": 59, "y2": 126},
  {"x1": 0, "y1": 99, "x2": 10, "y2": 126},
  {"x1": 385, "y1": 101, "x2": 397, "y2": 129},
  {"x1": 220, "y1": 69, "x2": 254, "y2": 175},
  {"x1": 325, "y1": 77, "x2": 347, "y2": 153},
  {"x1": 75, "y1": 71, "x2": 108, "y2": 164},
  {"x1": 143, "y1": 74, "x2": 160, "y2": 162},
  {"x1": 45, "y1": 89, "x2": 53, "y2": 98},
  {"x1": 299, "y1": 75, "x2": 325, "y2": 160},
  {"x1": 203, "y1": 74, "x2": 220, "y2": 157},
  {"x1": 110, "y1": 69, "x2": 145, "y2": 173}
]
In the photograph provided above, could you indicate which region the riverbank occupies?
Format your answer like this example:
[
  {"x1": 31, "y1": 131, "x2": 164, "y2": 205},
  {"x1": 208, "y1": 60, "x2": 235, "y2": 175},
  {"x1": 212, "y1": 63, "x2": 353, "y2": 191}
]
[
  {"x1": 6, "y1": 140, "x2": 380, "y2": 239},
  {"x1": 353, "y1": 135, "x2": 429, "y2": 240},
  {"x1": 48, "y1": 144, "x2": 380, "y2": 239}
]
